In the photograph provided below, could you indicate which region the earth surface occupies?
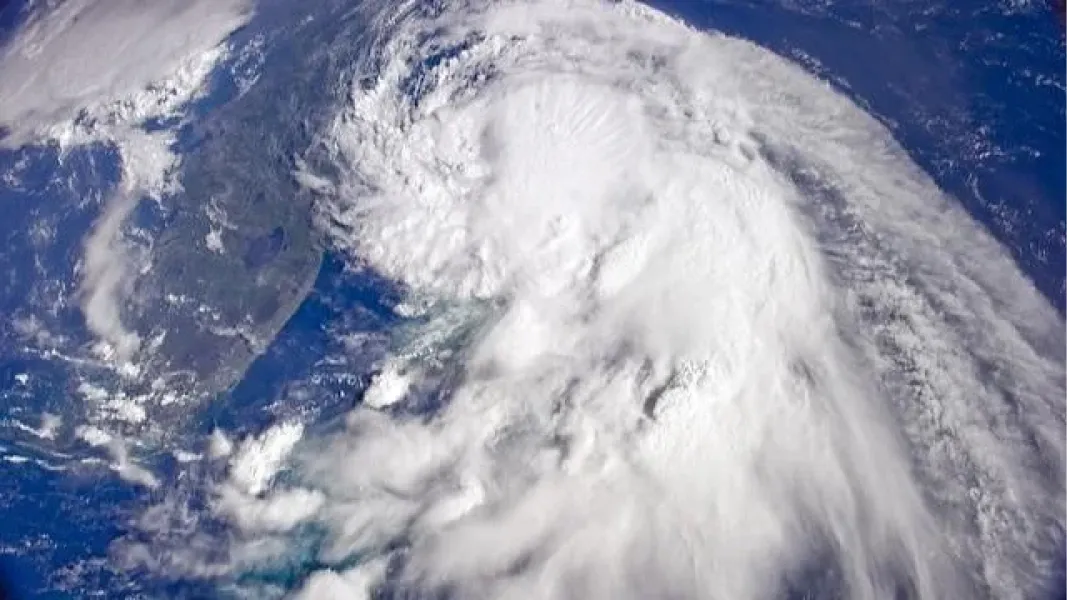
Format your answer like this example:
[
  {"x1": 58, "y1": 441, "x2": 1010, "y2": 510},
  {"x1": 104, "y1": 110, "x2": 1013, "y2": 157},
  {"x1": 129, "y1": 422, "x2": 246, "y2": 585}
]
[{"x1": 0, "y1": 1, "x2": 1063, "y2": 599}]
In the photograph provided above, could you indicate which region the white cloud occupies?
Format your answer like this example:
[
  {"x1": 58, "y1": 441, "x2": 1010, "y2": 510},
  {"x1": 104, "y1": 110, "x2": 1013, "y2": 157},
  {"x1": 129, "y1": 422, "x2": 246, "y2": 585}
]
[
  {"x1": 215, "y1": 485, "x2": 325, "y2": 534},
  {"x1": 76, "y1": 424, "x2": 160, "y2": 488},
  {"x1": 208, "y1": 428, "x2": 235, "y2": 459},
  {"x1": 291, "y1": 559, "x2": 388, "y2": 600},
  {"x1": 362, "y1": 363, "x2": 411, "y2": 409},
  {"x1": 0, "y1": 0, "x2": 252, "y2": 146},
  {"x1": 228, "y1": 422, "x2": 304, "y2": 496}
]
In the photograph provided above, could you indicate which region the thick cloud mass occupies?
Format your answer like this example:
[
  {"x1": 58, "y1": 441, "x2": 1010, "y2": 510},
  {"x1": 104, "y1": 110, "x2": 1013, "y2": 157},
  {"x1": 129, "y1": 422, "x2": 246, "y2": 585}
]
[{"x1": 123, "y1": 0, "x2": 1065, "y2": 598}]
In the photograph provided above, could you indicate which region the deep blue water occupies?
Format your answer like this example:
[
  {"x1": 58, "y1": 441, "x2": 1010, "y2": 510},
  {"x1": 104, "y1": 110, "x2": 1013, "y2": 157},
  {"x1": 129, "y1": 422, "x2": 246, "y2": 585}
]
[{"x1": 0, "y1": 0, "x2": 1062, "y2": 597}]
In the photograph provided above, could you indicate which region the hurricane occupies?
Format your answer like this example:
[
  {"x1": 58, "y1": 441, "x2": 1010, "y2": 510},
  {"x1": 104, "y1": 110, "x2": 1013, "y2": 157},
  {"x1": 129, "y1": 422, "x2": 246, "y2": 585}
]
[{"x1": 0, "y1": 0, "x2": 1063, "y2": 598}]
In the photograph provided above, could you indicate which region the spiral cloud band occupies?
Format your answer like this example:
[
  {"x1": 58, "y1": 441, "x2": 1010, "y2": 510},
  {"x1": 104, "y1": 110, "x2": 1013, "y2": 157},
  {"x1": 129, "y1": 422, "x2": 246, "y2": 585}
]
[{"x1": 129, "y1": 1, "x2": 1066, "y2": 598}]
